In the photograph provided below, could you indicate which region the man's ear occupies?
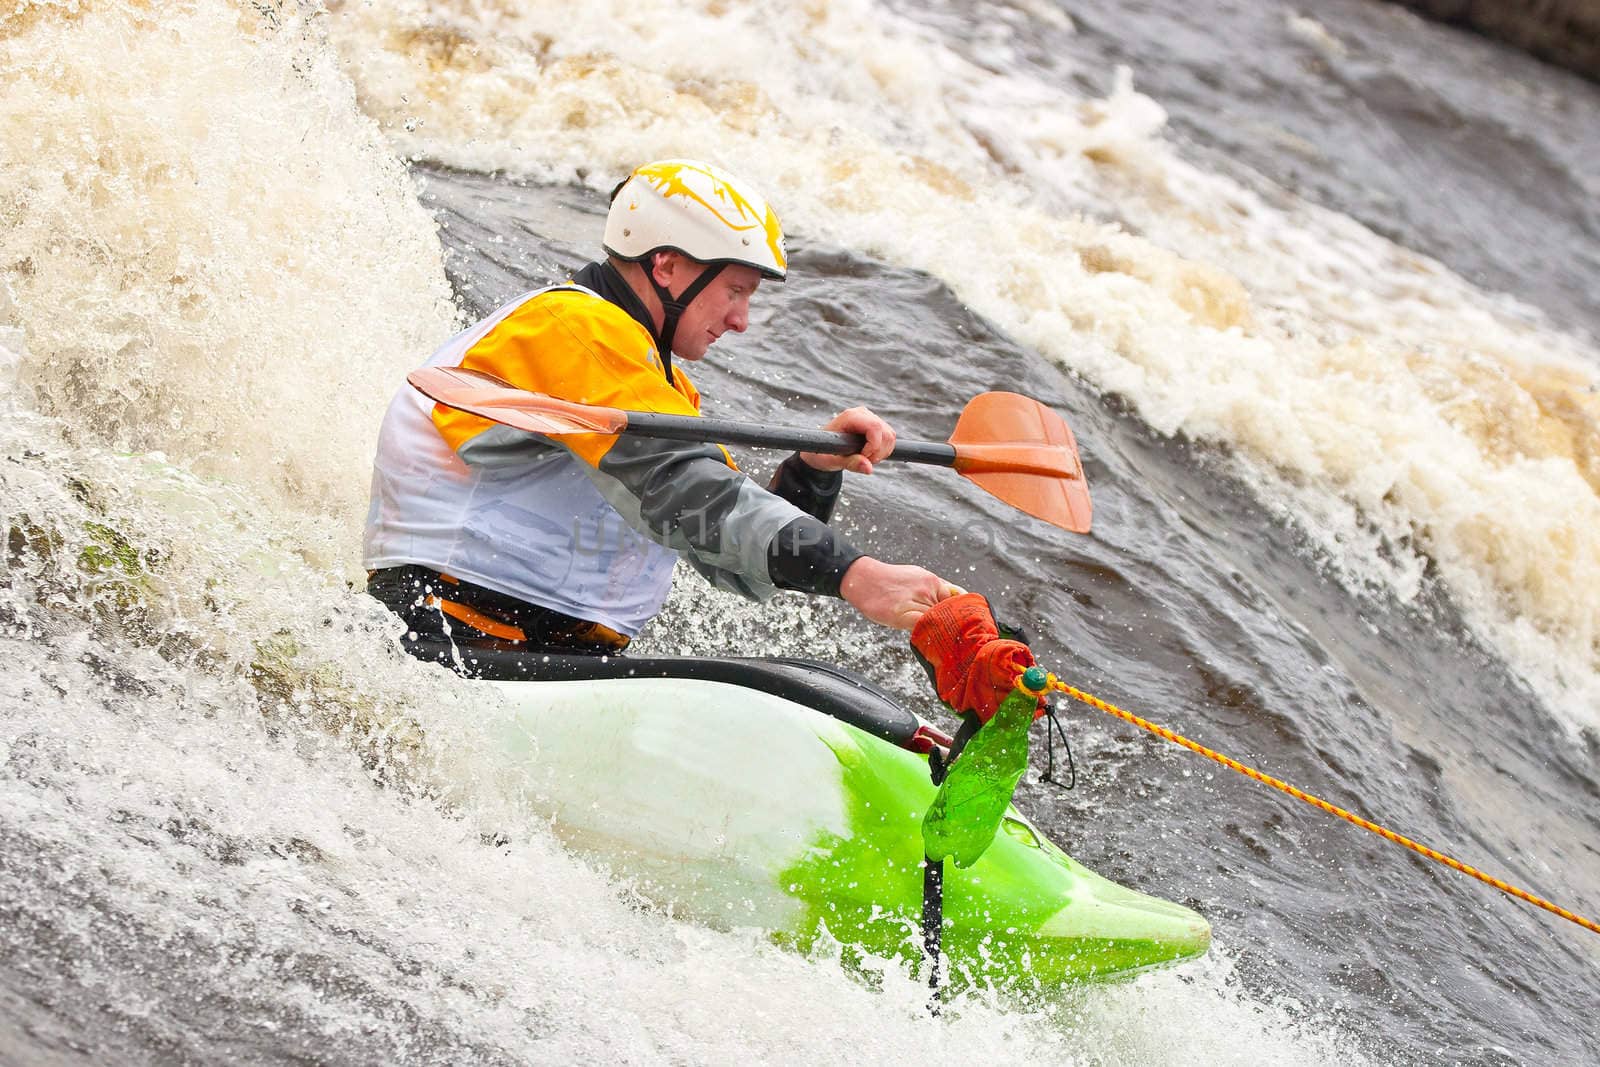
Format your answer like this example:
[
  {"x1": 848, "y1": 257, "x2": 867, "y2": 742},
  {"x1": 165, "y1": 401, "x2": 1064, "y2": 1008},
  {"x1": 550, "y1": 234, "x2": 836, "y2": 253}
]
[{"x1": 650, "y1": 250, "x2": 680, "y2": 287}]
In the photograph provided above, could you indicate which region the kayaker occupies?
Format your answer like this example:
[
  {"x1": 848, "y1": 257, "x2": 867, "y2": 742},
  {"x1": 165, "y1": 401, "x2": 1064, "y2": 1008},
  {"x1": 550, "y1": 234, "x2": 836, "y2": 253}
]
[{"x1": 364, "y1": 159, "x2": 960, "y2": 668}]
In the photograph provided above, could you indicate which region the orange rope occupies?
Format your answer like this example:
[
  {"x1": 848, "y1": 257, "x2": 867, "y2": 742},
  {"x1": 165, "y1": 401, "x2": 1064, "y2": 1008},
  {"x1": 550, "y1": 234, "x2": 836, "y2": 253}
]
[{"x1": 1039, "y1": 674, "x2": 1600, "y2": 938}]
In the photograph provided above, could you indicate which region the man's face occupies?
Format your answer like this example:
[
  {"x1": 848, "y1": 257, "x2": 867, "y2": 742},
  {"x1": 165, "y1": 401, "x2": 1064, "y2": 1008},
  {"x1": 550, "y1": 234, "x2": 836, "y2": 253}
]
[{"x1": 655, "y1": 256, "x2": 764, "y2": 361}]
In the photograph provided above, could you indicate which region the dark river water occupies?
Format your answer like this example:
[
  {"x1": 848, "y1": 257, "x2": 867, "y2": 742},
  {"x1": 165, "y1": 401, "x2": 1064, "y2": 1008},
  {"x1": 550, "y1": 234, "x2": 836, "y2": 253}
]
[{"x1": 898, "y1": 0, "x2": 1600, "y2": 343}]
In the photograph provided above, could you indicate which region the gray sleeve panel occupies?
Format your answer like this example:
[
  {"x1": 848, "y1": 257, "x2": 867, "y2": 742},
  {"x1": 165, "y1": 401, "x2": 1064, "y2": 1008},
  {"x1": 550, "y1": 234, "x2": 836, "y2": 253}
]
[
  {"x1": 580, "y1": 434, "x2": 810, "y2": 602},
  {"x1": 455, "y1": 423, "x2": 565, "y2": 468}
]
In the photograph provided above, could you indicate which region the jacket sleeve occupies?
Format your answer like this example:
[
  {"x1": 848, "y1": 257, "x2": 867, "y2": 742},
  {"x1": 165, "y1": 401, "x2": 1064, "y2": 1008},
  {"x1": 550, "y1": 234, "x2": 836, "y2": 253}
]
[
  {"x1": 767, "y1": 452, "x2": 843, "y2": 522},
  {"x1": 427, "y1": 289, "x2": 861, "y2": 601},
  {"x1": 764, "y1": 454, "x2": 862, "y2": 596}
]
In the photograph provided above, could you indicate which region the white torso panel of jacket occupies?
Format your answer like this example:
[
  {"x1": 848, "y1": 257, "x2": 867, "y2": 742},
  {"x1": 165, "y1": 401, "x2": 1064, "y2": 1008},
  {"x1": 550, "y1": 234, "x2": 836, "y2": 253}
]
[{"x1": 362, "y1": 284, "x2": 808, "y2": 637}]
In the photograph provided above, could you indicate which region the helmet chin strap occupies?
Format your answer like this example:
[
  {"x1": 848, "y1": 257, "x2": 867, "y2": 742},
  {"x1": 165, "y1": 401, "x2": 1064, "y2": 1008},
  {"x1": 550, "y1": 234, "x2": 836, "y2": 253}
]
[{"x1": 647, "y1": 259, "x2": 724, "y2": 384}]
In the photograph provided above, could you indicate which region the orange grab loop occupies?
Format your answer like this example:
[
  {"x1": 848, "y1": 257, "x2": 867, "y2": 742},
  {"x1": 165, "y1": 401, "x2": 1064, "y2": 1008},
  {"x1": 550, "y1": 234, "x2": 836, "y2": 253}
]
[{"x1": 1033, "y1": 673, "x2": 1600, "y2": 938}]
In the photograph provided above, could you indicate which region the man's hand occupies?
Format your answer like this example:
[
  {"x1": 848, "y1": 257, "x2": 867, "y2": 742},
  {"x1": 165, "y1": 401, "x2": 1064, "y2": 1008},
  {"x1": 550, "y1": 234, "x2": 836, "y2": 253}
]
[
  {"x1": 910, "y1": 592, "x2": 1045, "y2": 722},
  {"x1": 801, "y1": 407, "x2": 896, "y2": 474},
  {"x1": 839, "y1": 557, "x2": 962, "y2": 630}
]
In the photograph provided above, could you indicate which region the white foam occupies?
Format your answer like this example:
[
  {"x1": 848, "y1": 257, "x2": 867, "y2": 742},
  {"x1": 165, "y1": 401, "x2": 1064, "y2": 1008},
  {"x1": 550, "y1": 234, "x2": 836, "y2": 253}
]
[{"x1": 1, "y1": 1, "x2": 458, "y2": 570}]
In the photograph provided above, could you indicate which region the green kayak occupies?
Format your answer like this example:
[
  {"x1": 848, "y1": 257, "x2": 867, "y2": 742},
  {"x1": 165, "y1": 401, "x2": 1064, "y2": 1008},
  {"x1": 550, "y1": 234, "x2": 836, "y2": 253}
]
[{"x1": 454, "y1": 647, "x2": 1210, "y2": 989}]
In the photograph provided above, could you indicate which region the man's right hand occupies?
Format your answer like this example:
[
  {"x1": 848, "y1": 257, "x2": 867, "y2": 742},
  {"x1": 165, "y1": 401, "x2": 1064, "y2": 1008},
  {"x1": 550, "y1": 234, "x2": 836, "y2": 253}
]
[{"x1": 839, "y1": 557, "x2": 962, "y2": 631}]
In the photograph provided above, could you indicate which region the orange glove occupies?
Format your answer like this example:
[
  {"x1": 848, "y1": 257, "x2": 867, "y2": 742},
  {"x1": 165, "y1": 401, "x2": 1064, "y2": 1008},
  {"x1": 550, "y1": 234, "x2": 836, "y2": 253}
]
[{"x1": 910, "y1": 593, "x2": 1046, "y2": 723}]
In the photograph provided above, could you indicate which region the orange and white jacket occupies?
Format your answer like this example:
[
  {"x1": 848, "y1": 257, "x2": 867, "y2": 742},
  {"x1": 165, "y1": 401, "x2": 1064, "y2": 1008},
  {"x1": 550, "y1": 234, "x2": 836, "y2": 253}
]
[{"x1": 363, "y1": 268, "x2": 857, "y2": 637}]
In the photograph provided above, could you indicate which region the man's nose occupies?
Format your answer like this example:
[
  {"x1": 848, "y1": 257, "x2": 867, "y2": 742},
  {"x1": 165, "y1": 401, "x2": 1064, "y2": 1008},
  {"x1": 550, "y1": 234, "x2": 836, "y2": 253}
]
[{"x1": 727, "y1": 300, "x2": 749, "y2": 333}]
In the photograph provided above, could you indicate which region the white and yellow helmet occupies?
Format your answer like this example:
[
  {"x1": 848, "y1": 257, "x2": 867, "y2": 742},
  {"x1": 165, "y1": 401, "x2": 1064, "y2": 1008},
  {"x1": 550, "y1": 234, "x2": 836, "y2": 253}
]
[{"x1": 604, "y1": 159, "x2": 787, "y2": 280}]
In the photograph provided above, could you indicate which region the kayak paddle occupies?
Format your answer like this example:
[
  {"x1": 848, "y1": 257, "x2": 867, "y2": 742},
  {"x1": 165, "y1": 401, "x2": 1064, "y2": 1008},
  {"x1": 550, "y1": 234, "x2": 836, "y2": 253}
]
[{"x1": 406, "y1": 365, "x2": 1093, "y2": 533}]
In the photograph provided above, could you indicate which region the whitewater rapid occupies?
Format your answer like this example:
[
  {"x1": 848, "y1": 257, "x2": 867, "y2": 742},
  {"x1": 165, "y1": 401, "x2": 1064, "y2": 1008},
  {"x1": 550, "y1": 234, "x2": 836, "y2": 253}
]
[{"x1": 3, "y1": 1, "x2": 1597, "y2": 1063}]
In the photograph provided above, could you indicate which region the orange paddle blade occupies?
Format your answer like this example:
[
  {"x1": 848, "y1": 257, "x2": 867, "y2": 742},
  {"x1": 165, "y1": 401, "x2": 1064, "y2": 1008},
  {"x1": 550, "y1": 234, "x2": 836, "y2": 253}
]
[
  {"x1": 406, "y1": 366, "x2": 628, "y2": 435},
  {"x1": 949, "y1": 392, "x2": 1092, "y2": 533}
]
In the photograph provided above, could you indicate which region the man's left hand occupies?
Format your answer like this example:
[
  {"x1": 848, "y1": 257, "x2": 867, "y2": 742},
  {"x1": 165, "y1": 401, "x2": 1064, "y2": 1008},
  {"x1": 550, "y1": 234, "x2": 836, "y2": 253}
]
[
  {"x1": 801, "y1": 407, "x2": 895, "y2": 474},
  {"x1": 910, "y1": 593, "x2": 1047, "y2": 722}
]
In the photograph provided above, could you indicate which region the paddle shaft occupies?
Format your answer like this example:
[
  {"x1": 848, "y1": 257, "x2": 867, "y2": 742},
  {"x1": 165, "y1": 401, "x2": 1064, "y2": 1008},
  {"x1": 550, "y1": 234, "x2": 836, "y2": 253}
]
[
  {"x1": 405, "y1": 365, "x2": 1092, "y2": 530},
  {"x1": 923, "y1": 858, "x2": 944, "y2": 1007},
  {"x1": 624, "y1": 410, "x2": 958, "y2": 467}
]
